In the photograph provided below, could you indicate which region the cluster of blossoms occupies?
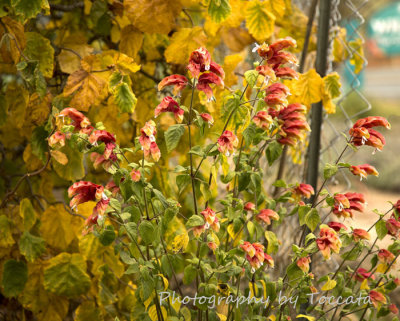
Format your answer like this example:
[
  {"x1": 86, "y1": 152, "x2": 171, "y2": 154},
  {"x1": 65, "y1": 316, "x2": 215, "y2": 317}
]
[
  {"x1": 68, "y1": 181, "x2": 109, "y2": 234},
  {"x1": 89, "y1": 130, "x2": 118, "y2": 170},
  {"x1": 332, "y1": 192, "x2": 366, "y2": 218},
  {"x1": 192, "y1": 207, "x2": 220, "y2": 238},
  {"x1": 240, "y1": 241, "x2": 274, "y2": 271},
  {"x1": 385, "y1": 200, "x2": 400, "y2": 237},
  {"x1": 244, "y1": 202, "x2": 280, "y2": 226},
  {"x1": 316, "y1": 224, "x2": 342, "y2": 260},
  {"x1": 139, "y1": 120, "x2": 160, "y2": 162},
  {"x1": 349, "y1": 116, "x2": 391, "y2": 151},
  {"x1": 291, "y1": 183, "x2": 315, "y2": 203},
  {"x1": 349, "y1": 163, "x2": 379, "y2": 181},
  {"x1": 251, "y1": 38, "x2": 310, "y2": 147}
]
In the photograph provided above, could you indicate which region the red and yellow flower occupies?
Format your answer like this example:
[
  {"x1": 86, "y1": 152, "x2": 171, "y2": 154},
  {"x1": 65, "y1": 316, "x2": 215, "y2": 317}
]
[
  {"x1": 369, "y1": 290, "x2": 387, "y2": 308},
  {"x1": 253, "y1": 111, "x2": 272, "y2": 130},
  {"x1": 350, "y1": 116, "x2": 390, "y2": 151},
  {"x1": 327, "y1": 221, "x2": 347, "y2": 232},
  {"x1": 354, "y1": 268, "x2": 375, "y2": 282},
  {"x1": 217, "y1": 130, "x2": 239, "y2": 156},
  {"x1": 155, "y1": 96, "x2": 184, "y2": 123},
  {"x1": 297, "y1": 256, "x2": 311, "y2": 273},
  {"x1": 292, "y1": 183, "x2": 315, "y2": 201},
  {"x1": 316, "y1": 224, "x2": 342, "y2": 260},
  {"x1": 352, "y1": 228, "x2": 370, "y2": 241},
  {"x1": 59, "y1": 107, "x2": 92, "y2": 134},
  {"x1": 240, "y1": 241, "x2": 274, "y2": 270},
  {"x1": 48, "y1": 131, "x2": 66, "y2": 148},
  {"x1": 158, "y1": 74, "x2": 189, "y2": 96},
  {"x1": 256, "y1": 209, "x2": 279, "y2": 225},
  {"x1": 350, "y1": 164, "x2": 379, "y2": 181},
  {"x1": 89, "y1": 130, "x2": 118, "y2": 170}
]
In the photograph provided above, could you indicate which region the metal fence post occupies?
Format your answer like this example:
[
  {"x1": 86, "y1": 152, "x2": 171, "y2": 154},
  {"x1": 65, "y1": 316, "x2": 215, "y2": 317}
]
[{"x1": 306, "y1": 0, "x2": 332, "y2": 205}]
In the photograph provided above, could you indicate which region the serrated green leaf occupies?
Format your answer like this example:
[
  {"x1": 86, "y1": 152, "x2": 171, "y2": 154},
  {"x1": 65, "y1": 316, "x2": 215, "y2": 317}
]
[
  {"x1": 375, "y1": 220, "x2": 388, "y2": 240},
  {"x1": 208, "y1": 0, "x2": 231, "y2": 23},
  {"x1": 264, "y1": 231, "x2": 279, "y2": 254},
  {"x1": 186, "y1": 214, "x2": 205, "y2": 228},
  {"x1": 139, "y1": 221, "x2": 155, "y2": 245},
  {"x1": 244, "y1": 70, "x2": 259, "y2": 88},
  {"x1": 113, "y1": 82, "x2": 137, "y2": 114},
  {"x1": 1, "y1": 259, "x2": 28, "y2": 297},
  {"x1": 19, "y1": 198, "x2": 36, "y2": 230},
  {"x1": 323, "y1": 163, "x2": 338, "y2": 179},
  {"x1": 265, "y1": 140, "x2": 283, "y2": 166},
  {"x1": 44, "y1": 253, "x2": 91, "y2": 297},
  {"x1": 24, "y1": 32, "x2": 54, "y2": 78},
  {"x1": 165, "y1": 124, "x2": 185, "y2": 152},
  {"x1": 245, "y1": 0, "x2": 275, "y2": 42},
  {"x1": 19, "y1": 231, "x2": 45, "y2": 262},
  {"x1": 305, "y1": 208, "x2": 320, "y2": 232}
]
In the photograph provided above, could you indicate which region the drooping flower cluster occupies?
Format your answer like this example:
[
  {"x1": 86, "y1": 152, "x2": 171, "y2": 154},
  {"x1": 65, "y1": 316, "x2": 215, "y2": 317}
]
[
  {"x1": 240, "y1": 242, "x2": 274, "y2": 271},
  {"x1": 264, "y1": 83, "x2": 290, "y2": 109},
  {"x1": 253, "y1": 111, "x2": 272, "y2": 130},
  {"x1": 256, "y1": 209, "x2": 279, "y2": 225},
  {"x1": 332, "y1": 192, "x2": 366, "y2": 219},
  {"x1": 139, "y1": 120, "x2": 160, "y2": 162},
  {"x1": 350, "y1": 164, "x2": 379, "y2": 181},
  {"x1": 68, "y1": 181, "x2": 109, "y2": 233},
  {"x1": 378, "y1": 249, "x2": 396, "y2": 265},
  {"x1": 349, "y1": 116, "x2": 390, "y2": 151},
  {"x1": 158, "y1": 47, "x2": 225, "y2": 102},
  {"x1": 155, "y1": 96, "x2": 184, "y2": 123},
  {"x1": 354, "y1": 268, "x2": 375, "y2": 282},
  {"x1": 327, "y1": 221, "x2": 347, "y2": 232},
  {"x1": 291, "y1": 183, "x2": 314, "y2": 202},
  {"x1": 50, "y1": 107, "x2": 94, "y2": 148},
  {"x1": 217, "y1": 130, "x2": 239, "y2": 156},
  {"x1": 253, "y1": 37, "x2": 298, "y2": 79},
  {"x1": 296, "y1": 256, "x2": 311, "y2": 273},
  {"x1": 268, "y1": 103, "x2": 310, "y2": 146},
  {"x1": 316, "y1": 224, "x2": 342, "y2": 260},
  {"x1": 89, "y1": 130, "x2": 118, "y2": 170},
  {"x1": 352, "y1": 228, "x2": 370, "y2": 241},
  {"x1": 192, "y1": 207, "x2": 220, "y2": 237}
]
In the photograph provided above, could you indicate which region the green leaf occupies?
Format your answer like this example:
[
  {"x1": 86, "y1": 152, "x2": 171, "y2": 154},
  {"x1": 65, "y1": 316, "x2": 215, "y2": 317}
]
[
  {"x1": 375, "y1": 220, "x2": 388, "y2": 240},
  {"x1": 265, "y1": 141, "x2": 283, "y2": 166},
  {"x1": 53, "y1": 142, "x2": 85, "y2": 181},
  {"x1": 221, "y1": 94, "x2": 249, "y2": 130},
  {"x1": 113, "y1": 82, "x2": 137, "y2": 113},
  {"x1": 298, "y1": 205, "x2": 310, "y2": 226},
  {"x1": 176, "y1": 174, "x2": 191, "y2": 194},
  {"x1": 139, "y1": 221, "x2": 155, "y2": 245},
  {"x1": 243, "y1": 123, "x2": 257, "y2": 146},
  {"x1": 19, "y1": 231, "x2": 45, "y2": 262},
  {"x1": 244, "y1": 70, "x2": 258, "y2": 88},
  {"x1": 272, "y1": 179, "x2": 287, "y2": 188},
  {"x1": 139, "y1": 266, "x2": 154, "y2": 300},
  {"x1": 24, "y1": 32, "x2": 54, "y2": 78},
  {"x1": 44, "y1": 253, "x2": 91, "y2": 297},
  {"x1": 264, "y1": 231, "x2": 279, "y2": 254},
  {"x1": 323, "y1": 163, "x2": 338, "y2": 179},
  {"x1": 286, "y1": 262, "x2": 303, "y2": 283},
  {"x1": 31, "y1": 125, "x2": 48, "y2": 163},
  {"x1": 183, "y1": 264, "x2": 197, "y2": 285},
  {"x1": 11, "y1": 0, "x2": 48, "y2": 20},
  {"x1": 19, "y1": 198, "x2": 36, "y2": 230},
  {"x1": 1, "y1": 259, "x2": 28, "y2": 297},
  {"x1": 341, "y1": 243, "x2": 362, "y2": 261},
  {"x1": 305, "y1": 208, "x2": 320, "y2": 232},
  {"x1": 165, "y1": 124, "x2": 185, "y2": 153},
  {"x1": 99, "y1": 225, "x2": 116, "y2": 246},
  {"x1": 186, "y1": 214, "x2": 205, "y2": 228},
  {"x1": 208, "y1": 0, "x2": 231, "y2": 23}
]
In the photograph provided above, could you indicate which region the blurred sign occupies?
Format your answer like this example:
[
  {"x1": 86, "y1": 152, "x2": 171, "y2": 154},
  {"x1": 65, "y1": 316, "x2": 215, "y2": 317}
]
[{"x1": 367, "y1": 2, "x2": 400, "y2": 56}]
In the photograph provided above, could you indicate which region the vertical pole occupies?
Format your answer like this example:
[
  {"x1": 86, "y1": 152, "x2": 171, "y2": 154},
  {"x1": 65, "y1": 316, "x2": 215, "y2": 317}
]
[
  {"x1": 299, "y1": 1, "x2": 331, "y2": 319},
  {"x1": 306, "y1": 0, "x2": 331, "y2": 206}
]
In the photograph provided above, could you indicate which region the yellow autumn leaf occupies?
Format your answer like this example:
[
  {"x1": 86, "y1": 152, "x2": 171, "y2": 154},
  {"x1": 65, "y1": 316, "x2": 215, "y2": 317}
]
[
  {"x1": 50, "y1": 150, "x2": 68, "y2": 165},
  {"x1": 360, "y1": 278, "x2": 370, "y2": 290},
  {"x1": 40, "y1": 204, "x2": 82, "y2": 251},
  {"x1": 217, "y1": 313, "x2": 227, "y2": 321},
  {"x1": 21, "y1": 260, "x2": 69, "y2": 321},
  {"x1": 119, "y1": 25, "x2": 144, "y2": 59},
  {"x1": 171, "y1": 233, "x2": 189, "y2": 253},
  {"x1": 333, "y1": 27, "x2": 347, "y2": 63},
  {"x1": 227, "y1": 224, "x2": 243, "y2": 246},
  {"x1": 245, "y1": 0, "x2": 276, "y2": 42},
  {"x1": 19, "y1": 198, "x2": 36, "y2": 230},
  {"x1": 57, "y1": 33, "x2": 93, "y2": 74},
  {"x1": 269, "y1": 0, "x2": 286, "y2": 19},
  {"x1": 249, "y1": 281, "x2": 258, "y2": 297},
  {"x1": 63, "y1": 70, "x2": 107, "y2": 112},
  {"x1": 296, "y1": 315, "x2": 315, "y2": 321},
  {"x1": 124, "y1": 0, "x2": 182, "y2": 34},
  {"x1": 148, "y1": 305, "x2": 167, "y2": 321},
  {"x1": 164, "y1": 27, "x2": 207, "y2": 65},
  {"x1": 269, "y1": 315, "x2": 276, "y2": 321},
  {"x1": 222, "y1": 0, "x2": 247, "y2": 28},
  {"x1": 0, "y1": 17, "x2": 26, "y2": 63},
  {"x1": 223, "y1": 54, "x2": 243, "y2": 87},
  {"x1": 21, "y1": 93, "x2": 52, "y2": 138},
  {"x1": 0, "y1": 215, "x2": 15, "y2": 247},
  {"x1": 321, "y1": 277, "x2": 337, "y2": 291},
  {"x1": 349, "y1": 38, "x2": 364, "y2": 74},
  {"x1": 322, "y1": 72, "x2": 341, "y2": 114},
  {"x1": 376, "y1": 263, "x2": 388, "y2": 273},
  {"x1": 292, "y1": 68, "x2": 323, "y2": 108},
  {"x1": 157, "y1": 274, "x2": 169, "y2": 290}
]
